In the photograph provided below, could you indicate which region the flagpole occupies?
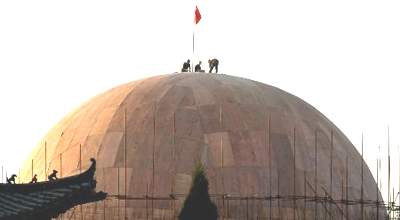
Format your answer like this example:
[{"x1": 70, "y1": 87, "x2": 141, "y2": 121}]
[
  {"x1": 193, "y1": 5, "x2": 201, "y2": 72},
  {"x1": 192, "y1": 31, "x2": 194, "y2": 72}
]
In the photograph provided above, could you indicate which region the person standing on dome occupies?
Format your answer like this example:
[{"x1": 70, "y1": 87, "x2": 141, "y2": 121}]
[
  {"x1": 208, "y1": 58, "x2": 219, "y2": 73},
  {"x1": 181, "y1": 59, "x2": 191, "y2": 72},
  {"x1": 195, "y1": 61, "x2": 202, "y2": 72}
]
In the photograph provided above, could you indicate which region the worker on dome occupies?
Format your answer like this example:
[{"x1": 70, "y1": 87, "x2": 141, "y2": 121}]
[
  {"x1": 29, "y1": 174, "x2": 37, "y2": 184},
  {"x1": 48, "y1": 170, "x2": 59, "y2": 181},
  {"x1": 6, "y1": 174, "x2": 17, "y2": 184},
  {"x1": 181, "y1": 59, "x2": 191, "y2": 72},
  {"x1": 195, "y1": 61, "x2": 202, "y2": 72},
  {"x1": 208, "y1": 58, "x2": 219, "y2": 73}
]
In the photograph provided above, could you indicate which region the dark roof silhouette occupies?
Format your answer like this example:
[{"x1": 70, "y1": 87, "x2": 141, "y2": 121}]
[{"x1": 0, "y1": 158, "x2": 106, "y2": 220}]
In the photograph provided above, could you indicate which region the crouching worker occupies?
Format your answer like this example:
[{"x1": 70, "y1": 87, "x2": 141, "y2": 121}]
[
  {"x1": 181, "y1": 59, "x2": 191, "y2": 72},
  {"x1": 208, "y1": 58, "x2": 219, "y2": 73},
  {"x1": 195, "y1": 61, "x2": 202, "y2": 72},
  {"x1": 6, "y1": 174, "x2": 17, "y2": 184},
  {"x1": 48, "y1": 170, "x2": 59, "y2": 181},
  {"x1": 29, "y1": 174, "x2": 37, "y2": 184}
]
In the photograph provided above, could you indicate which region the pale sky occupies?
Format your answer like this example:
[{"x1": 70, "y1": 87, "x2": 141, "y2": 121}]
[{"x1": 0, "y1": 0, "x2": 399, "y2": 203}]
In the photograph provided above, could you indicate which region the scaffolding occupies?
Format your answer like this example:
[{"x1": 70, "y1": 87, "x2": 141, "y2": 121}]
[
  {"x1": 56, "y1": 192, "x2": 397, "y2": 220},
  {"x1": 10, "y1": 108, "x2": 398, "y2": 220}
]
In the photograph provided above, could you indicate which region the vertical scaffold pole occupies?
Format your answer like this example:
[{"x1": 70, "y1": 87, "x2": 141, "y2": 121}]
[
  {"x1": 172, "y1": 113, "x2": 176, "y2": 220},
  {"x1": 379, "y1": 146, "x2": 382, "y2": 191},
  {"x1": 45, "y1": 142, "x2": 47, "y2": 181},
  {"x1": 341, "y1": 178, "x2": 344, "y2": 220},
  {"x1": 377, "y1": 159, "x2": 379, "y2": 220},
  {"x1": 388, "y1": 125, "x2": 391, "y2": 212},
  {"x1": 124, "y1": 108, "x2": 127, "y2": 219},
  {"x1": 268, "y1": 114, "x2": 272, "y2": 220},
  {"x1": 330, "y1": 131, "x2": 333, "y2": 220},
  {"x1": 293, "y1": 127, "x2": 296, "y2": 220},
  {"x1": 246, "y1": 197, "x2": 249, "y2": 220},
  {"x1": 220, "y1": 105, "x2": 225, "y2": 219},
  {"x1": 60, "y1": 154, "x2": 62, "y2": 178},
  {"x1": 118, "y1": 167, "x2": 120, "y2": 220},
  {"x1": 324, "y1": 192, "x2": 327, "y2": 220},
  {"x1": 346, "y1": 156, "x2": 349, "y2": 219},
  {"x1": 152, "y1": 102, "x2": 156, "y2": 220},
  {"x1": 103, "y1": 167, "x2": 106, "y2": 220},
  {"x1": 315, "y1": 130, "x2": 318, "y2": 220},
  {"x1": 79, "y1": 144, "x2": 82, "y2": 173},
  {"x1": 146, "y1": 182, "x2": 149, "y2": 220},
  {"x1": 361, "y1": 133, "x2": 364, "y2": 220},
  {"x1": 304, "y1": 171, "x2": 307, "y2": 220},
  {"x1": 393, "y1": 189, "x2": 395, "y2": 219},
  {"x1": 79, "y1": 144, "x2": 82, "y2": 219},
  {"x1": 278, "y1": 170, "x2": 281, "y2": 219}
]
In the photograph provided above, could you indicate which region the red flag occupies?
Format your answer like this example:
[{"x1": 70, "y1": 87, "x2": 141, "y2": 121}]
[{"x1": 194, "y1": 6, "x2": 202, "y2": 25}]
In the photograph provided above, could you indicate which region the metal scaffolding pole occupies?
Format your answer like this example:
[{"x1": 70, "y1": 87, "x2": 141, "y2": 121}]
[
  {"x1": 268, "y1": 114, "x2": 272, "y2": 220},
  {"x1": 124, "y1": 108, "x2": 128, "y2": 219},
  {"x1": 79, "y1": 144, "x2": 82, "y2": 219},
  {"x1": 220, "y1": 105, "x2": 225, "y2": 219},
  {"x1": 118, "y1": 167, "x2": 120, "y2": 220},
  {"x1": 388, "y1": 126, "x2": 391, "y2": 208},
  {"x1": 293, "y1": 127, "x2": 296, "y2": 220},
  {"x1": 146, "y1": 182, "x2": 149, "y2": 220},
  {"x1": 346, "y1": 156, "x2": 349, "y2": 219},
  {"x1": 103, "y1": 167, "x2": 106, "y2": 220},
  {"x1": 45, "y1": 142, "x2": 47, "y2": 181},
  {"x1": 304, "y1": 171, "x2": 307, "y2": 220},
  {"x1": 315, "y1": 130, "x2": 318, "y2": 220},
  {"x1": 171, "y1": 113, "x2": 176, "y2": 220},
  {"x1": 330, "y1": 131, "x2": 333, "y2": 220},
  {"x1": 124, "y1": 108, "x2": 127, "y2": 220},
  {"x1": 341, "y1": 178, "x2": 344, "y2": 220},
  {"x1": 278, "y1": 170, "x2": 281, "y2": 219},
  {"x1": 321, "y1": 186, "x2": 347, "y2": 219},
  {"x1": 377, "y1": 159, "x2": 379, "y2": 220},
  {"x1": 379, "y1": 146, "x2": 382, "y2": 191},
  {"x1": 152, "y1": 102, "x2": 156, "y2": 220},
  {"x1": 306, "y1": 181, "x2": 332, "y2": 219}
]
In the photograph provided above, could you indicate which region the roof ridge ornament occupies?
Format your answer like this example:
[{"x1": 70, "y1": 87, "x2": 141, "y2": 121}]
[{"x1": 0, "y1": 158, "x2": 106, "y2": 220}]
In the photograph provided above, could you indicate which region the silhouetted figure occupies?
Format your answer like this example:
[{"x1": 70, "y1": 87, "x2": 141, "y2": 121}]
[
  {"x1": 195, "y1": 61, "x2": 202, "y2": 72},
  {"x1": 48, "y1": 170, "x2": 58, "y2": 181},
  {"x1": 208, "y1": 58, "x2": 219, "y2": 73},
  {"x1": 29, "y1": 174, "x2": 38, "y2": 184},
  {"x1": 181, "y1": 59, "x2": 191, "y2": 72},
  {"x1": 6, "y1": 174, "x2": 17, "y2": 184}
]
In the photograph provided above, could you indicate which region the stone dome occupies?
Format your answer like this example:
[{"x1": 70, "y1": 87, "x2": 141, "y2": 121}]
[{"x1": 20, "y1": 73, "x2": 385, "y2": 219}]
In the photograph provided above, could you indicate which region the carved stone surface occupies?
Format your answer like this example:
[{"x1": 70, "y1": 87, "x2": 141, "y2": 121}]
[{"x1": 19, "y1": 73, "x2": 385, "y2": 219}]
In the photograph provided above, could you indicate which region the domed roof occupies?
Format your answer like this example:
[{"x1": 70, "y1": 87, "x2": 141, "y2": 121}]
[{"x1": 20, "y1": 73, "x2": 384, "y2": 219}]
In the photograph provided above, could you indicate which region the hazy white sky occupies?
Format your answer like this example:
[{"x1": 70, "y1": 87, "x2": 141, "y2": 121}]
[{"x1": 0, "y1": 0, "x2": 399, "y2": 203}]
